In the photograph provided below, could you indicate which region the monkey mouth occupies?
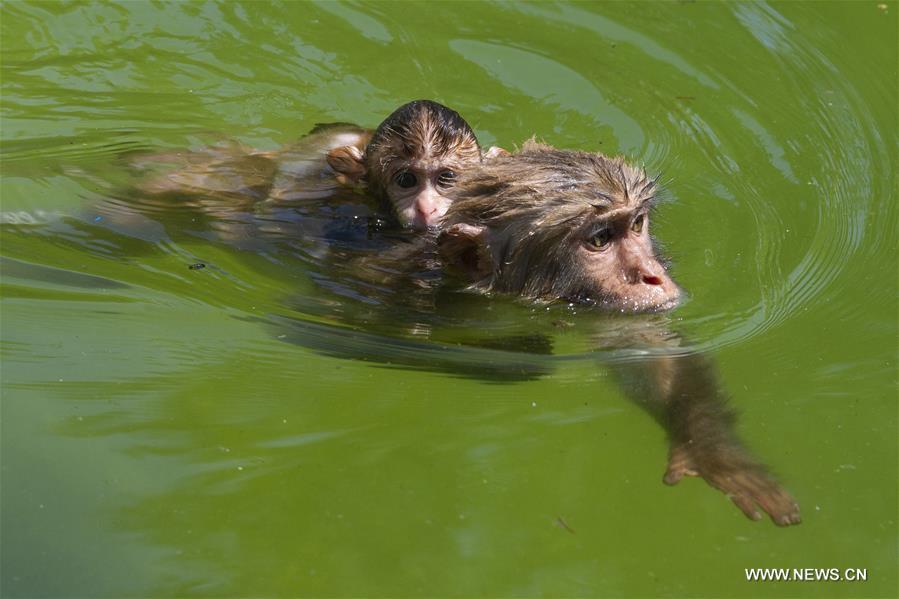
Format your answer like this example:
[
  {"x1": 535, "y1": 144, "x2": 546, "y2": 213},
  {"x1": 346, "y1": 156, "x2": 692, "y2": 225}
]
[
  {"x1": 571, "y1": 291, "x2": 681, "y2": 313},
  {"x1": 613, "y1": 298, "x2": 680, "y2": 313},
  {"x1": 643, "y1": 296, "x2": 681, "y2": 313}
]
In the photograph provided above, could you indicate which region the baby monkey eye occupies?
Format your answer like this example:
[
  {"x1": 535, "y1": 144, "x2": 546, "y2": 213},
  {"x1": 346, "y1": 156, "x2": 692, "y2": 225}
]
[
  {"x1": 631, "y1": 214, "x2": 646, "y2": 233},
  {"x1": 437, "y1": 170, "x2": 456, "y2": 187},
  {"x1": 588, "y1": 229, "x2": 613, "y2": 249},
  {"x1": 395, "y1": 171, "x2": 418, "y2": 188}
]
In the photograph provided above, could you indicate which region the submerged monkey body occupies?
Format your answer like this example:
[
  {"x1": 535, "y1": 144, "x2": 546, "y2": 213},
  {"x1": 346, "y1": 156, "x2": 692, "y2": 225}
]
[{"x1": 133, "y1": 123, "x2": 372, "y2": 207}]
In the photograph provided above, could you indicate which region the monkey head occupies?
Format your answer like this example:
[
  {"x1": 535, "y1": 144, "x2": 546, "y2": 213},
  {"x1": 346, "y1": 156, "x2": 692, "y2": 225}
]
[
  {"x1": 326, "y1": 100, "x2": 505, "y2": 229},
  {"x1": 438, "y1": 141, "x2": 681, "y2": 312}
]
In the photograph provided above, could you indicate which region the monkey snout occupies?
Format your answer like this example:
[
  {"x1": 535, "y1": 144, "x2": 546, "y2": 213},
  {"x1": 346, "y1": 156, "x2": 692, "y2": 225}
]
[
  {"x1": 416, "y1": 202, "x2": 439, "y2": 218},
  {"x1": 623, "y1": 263, "x2": 657, "y2": 285},
  {"x1": 413, "y1": 206, "x2": 440, "y2": 228},
  {"x1": 414, "y1": 193, "x2": 449, "y2": 226}
]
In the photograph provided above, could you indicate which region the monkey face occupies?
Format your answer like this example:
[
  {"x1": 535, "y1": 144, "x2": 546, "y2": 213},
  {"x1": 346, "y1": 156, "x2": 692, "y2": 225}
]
[
  {"x1": 438, "y1": 142, "x2": 682, "y2": 312},
  {"x1": 379, "y1": 144, "x2": 508, "y2": 228},
  {"x1": 574, "y1": 209, "x2": 681, "y2": 311},
  {"x1": 326, "y1": 137, "x2": 481, "y2": 230},
  {"x1": 439, "y1": 209, "x2": 680, "y2": 312},
  {"x1": 328, "y1": 100, "x2": 487, "y2": 229},
  {"x1": 383, "y1": 161, "x2": 460, "y2": 229}
]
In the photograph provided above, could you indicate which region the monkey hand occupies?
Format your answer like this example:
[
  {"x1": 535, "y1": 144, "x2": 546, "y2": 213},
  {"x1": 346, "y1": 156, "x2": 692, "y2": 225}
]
[{"x1": 663, "y1": 442, "x2": 801, "y2": 526}]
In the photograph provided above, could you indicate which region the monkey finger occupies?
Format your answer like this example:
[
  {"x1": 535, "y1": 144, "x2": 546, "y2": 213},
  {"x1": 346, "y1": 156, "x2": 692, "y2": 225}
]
[
  {"x1": 754, "y1": 487, "x2": 801, "y2": 526},
  {"x1": 728, "y1": 492, "x2": 763, "y2": 521},
  {"x1": 663, "y1": 465, "x2": 684, "y2": 485},
  {"x1": 662, "y1": 461, "x2": 701, "y2": 485},
  {"x1": 729, "y1": 469, "x2": 801, "y2": 526},
  {"x1": 663, "y1": 447, "x2": 699, "y2": 484},
  {"x1": 725, "y1": 472, "x2": 801, "y2": 526},
  {"x1": 771, "y1": 508, "x2": 802, "y2": 527}
]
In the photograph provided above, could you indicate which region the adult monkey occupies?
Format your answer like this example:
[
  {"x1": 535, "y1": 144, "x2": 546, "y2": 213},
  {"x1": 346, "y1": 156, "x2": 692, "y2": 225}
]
[{"x1": 433, "y1": 141, "x2": 801, "y2": 525}]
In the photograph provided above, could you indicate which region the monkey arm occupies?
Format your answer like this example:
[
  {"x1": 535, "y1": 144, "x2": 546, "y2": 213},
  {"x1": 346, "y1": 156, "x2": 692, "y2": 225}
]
[
  {"x1": 657, "y1": 353, "x2": 801, "y2": 526},
  {"x1": 610, "y1": 343, "x2": 801, "y2": 526}
]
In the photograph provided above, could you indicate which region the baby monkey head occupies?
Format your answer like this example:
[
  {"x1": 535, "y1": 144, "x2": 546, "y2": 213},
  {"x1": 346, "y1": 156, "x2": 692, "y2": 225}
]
[
  {"x1": 438, "y1": 141, "x2": 681, "y2": 312},
  {"x1": 327, "y1": 100, "x2": 502, "y2": 229}
]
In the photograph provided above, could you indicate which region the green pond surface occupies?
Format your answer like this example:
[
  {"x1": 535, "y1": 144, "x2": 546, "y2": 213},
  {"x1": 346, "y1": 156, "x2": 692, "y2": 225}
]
[{"x1": 1, "y1": 1, "x2": 896, "y2": 597}]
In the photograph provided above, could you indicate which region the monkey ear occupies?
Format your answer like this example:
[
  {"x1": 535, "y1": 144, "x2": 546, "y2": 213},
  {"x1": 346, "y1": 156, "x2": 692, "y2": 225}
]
[
  {"x1": 484, "y1": 146, "x2": 510, "y2": 159},
  {"x1": 326, "y1": 145, "x2": 367, "y2": 185},
  {"x1": 438, "y1": 223, "x2": 493, "y2": 281}
]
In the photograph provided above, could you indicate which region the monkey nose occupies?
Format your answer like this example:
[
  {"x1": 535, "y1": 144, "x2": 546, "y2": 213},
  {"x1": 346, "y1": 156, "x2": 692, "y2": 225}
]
[{"x1": 416, "y1": 203, "x2": 441, "y2": 225}]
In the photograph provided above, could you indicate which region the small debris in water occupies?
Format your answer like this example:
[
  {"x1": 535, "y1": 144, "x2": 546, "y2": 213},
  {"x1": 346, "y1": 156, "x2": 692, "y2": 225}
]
[
  {"x1": 188, "y1": 263, "x2": 206, "y2": 270},
  {"x1": 555, "y1": 516, "x2": 575, "y2": 534}
]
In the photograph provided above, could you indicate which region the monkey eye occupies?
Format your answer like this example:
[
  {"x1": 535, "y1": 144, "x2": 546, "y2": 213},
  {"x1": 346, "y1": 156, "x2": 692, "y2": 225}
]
[
  {"x1": 394, "y1": 171, "x2": 418, "y2": 188},
  {"x1": 587, "y1": 228, "x2": 613, "y2": 250},
  {"x1": 437, "y1": 170, "x2": 456, "y2": 187},
  {"x1": 631, "y1": 214, "x2": 646, "y2": 233}
]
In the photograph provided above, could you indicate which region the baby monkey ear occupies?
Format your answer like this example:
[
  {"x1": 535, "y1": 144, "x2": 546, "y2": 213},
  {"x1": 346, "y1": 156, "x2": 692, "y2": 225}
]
[
  {"x1": 326, "y1": 146, "x2": 367, "y2": 185},
  {"x1": 483, "y1": 146, "x2": 510, "y2": 159},
  {"x1": 438, "y1": 223, "x2": 493, "y2": 281}
]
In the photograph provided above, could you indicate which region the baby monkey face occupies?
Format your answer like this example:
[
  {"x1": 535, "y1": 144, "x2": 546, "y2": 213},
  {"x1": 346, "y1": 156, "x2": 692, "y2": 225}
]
[
  {"x1": 383, "y1": 154, "x2": 476, "y2": 229},
  {"x1": 327, "y1": 100, "x2": 492, "y2": 229}
]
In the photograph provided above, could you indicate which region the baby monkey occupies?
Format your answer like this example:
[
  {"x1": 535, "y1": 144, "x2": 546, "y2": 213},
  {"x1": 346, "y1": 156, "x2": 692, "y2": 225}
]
[
  {"x1": 328, "y1": 100, "x2": 506, "y2": 228},
  {"x1": 136, "y1": 100, "x2": 504, "y2": 229}
]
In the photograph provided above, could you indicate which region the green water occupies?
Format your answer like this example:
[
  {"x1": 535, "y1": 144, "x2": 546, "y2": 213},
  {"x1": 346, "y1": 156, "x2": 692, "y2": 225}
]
[{"x1": 1, "y1": 1, "x2": 896, "y2": 597}]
